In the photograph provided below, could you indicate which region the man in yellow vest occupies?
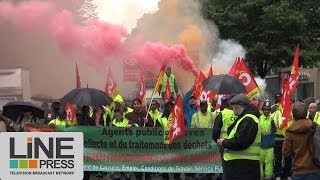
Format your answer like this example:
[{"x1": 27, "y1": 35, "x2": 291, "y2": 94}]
[
  {"x1": 212, "y1": 95, "x2": 236, "y2": 142},
  {"x1": 308, "y1": 103, "x2": 320, "y2": 124},
  {"x1": 48, "y1": 110, "x2": 71, "y2": 126},
  {"x1": 212, "y1": 96, "x2": 235, "y2": 180},
  {"x1": 159, "y1": 66, "x2": 178, "y2": 100},
  {"x1": 217, "y1": 94, "x2": 261, "y2": 180},
  {"x1": 148, "y1": 100, "x2": 162, "y2": 127},
  {"x1": 260, "y1": 101, "x2": 276, "y2": 180},
  {"x1": 191, "y1": 100, "x2": 215, "y2": 128}
]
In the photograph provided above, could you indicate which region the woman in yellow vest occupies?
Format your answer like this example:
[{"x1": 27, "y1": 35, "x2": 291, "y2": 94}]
[{"x1": 217, "y1": 94, "x2": 261, "y2": 180}]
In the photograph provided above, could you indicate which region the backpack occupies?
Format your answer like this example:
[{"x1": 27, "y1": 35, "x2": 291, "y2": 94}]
[{"x1": 307, "y1": 122, "x2": 320, "y2": 167}]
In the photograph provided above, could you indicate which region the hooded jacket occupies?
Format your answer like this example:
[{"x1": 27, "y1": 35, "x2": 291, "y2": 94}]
[{"x1": 283, "y1": 119, "x2": 320, "y2": 175}]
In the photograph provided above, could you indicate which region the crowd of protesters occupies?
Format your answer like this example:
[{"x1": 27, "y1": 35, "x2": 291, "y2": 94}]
[{"x1": 1, "y1": 68, "x2": 320, "y2": 180}]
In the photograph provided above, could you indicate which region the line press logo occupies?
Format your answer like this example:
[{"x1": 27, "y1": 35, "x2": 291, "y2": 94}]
[{"x1": 0, "y1": 132, "x2": 83, "y2": 180}]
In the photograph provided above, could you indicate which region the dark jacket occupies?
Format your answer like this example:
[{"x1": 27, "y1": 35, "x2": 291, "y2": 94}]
[
  {"x1": 283, "y1": 119, "x2": 320, "y2": 175},
  {"x1": 221, "y1": 104, "x2": 261, "y2": 180},
  {"x1": 127, "y1": 110, "x2": 154, "y2": 127},
  {"x1": 222, "y1": 104, "x2": 260, "y2": 150}
]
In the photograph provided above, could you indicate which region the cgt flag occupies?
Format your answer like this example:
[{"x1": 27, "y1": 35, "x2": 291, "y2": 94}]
[
  {"x1": 152, "y1": 65, "x2": 166, "y2": 96},
  {"x1": 164, "y1": 79, "x2": 171, "y2": 102},
  {"x1": 164, "y1": 95, "x2": 185, "y2": 144},
  {"x1": 65, "y1": 102, "x2": 77, "y2": 125},
  {"x1": 105, "y1": 67, "x2": 120, "y2": 99},
  {"x1": 229, "y1": 57, "x2": 261, "y2": 99},
  {"x1": 280, "y1": 44, "x2": 300, "y2": 131}
]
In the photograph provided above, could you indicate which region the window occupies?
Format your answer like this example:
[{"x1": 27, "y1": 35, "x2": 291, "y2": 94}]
[{"x1": 296, "y1": 83, "x2": 314, "y2": 100}]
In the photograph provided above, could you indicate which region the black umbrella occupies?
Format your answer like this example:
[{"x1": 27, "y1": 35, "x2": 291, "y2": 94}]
[
  {"x1": 2, "y1": 101, "x2": 45, "y2": 121},
  {"x1": 203, "y1": 74, "x2": 246, "y2": 94},
  {"x1": 60, "y1": 88, "x2": 112, "y2": 106}
]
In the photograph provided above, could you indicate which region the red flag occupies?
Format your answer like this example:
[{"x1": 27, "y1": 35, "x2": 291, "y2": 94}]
[
  {"x1": 280, "y1": 44, "x2": 300, "y2": 131},
  {"x1": 229, "y1": 57, "x2": 261, "y2": 99},
  {"x1": 139, "y1": 72, "x2": 146, "y2": 102},
  {"x1": 76, "y1": 62, "x2": 81, "y2": 88},
  {"x1": 105, "y1": 67, "x2": 120, "y2": 99},
  {"x1": 192, "y1": 71, "x2": 207, "y2": 99},
  {"x1": 164, "y1": 95, "x2": 186, "y2": 144},
  {"x1": 229, "y1": 57, "x2": 240, "y2": 75},
  {"x1": 152, "y1": 65, "x2": 166, "y2": 96},
  {"x1": 286, "y1": 44, "x2": 300, "y2": 95},
  {"x1": 281, "y1": 73, "x2": 288, "y2": 95},
  {"x1": 208, "y1": 64, "x2": 213, "y2": 77},
  {"x1": 164, "y1": 79, "x2": 171, "y2": 101},
  {"x1": 65, "y1": 102, "x2": 77, "y2": 125}
]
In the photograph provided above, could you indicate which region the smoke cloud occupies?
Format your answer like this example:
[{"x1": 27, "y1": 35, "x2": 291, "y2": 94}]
[{"x1": 0, "y1": 0, "x2": 201, "y2": 98}]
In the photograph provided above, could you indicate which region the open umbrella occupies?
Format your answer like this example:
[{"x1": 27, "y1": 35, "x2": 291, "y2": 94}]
[
  {"x1": 60, "y1": 88, "x2": 112, "y2": 106},
  {"x1": 31, "y1": 93, "x2": 54, "y2": 103},
  {"x1": 203, "y1": 74, "x2": 246, "y2": 94},
  {"x1": 2, "y1": 101, "x2": 45, "y2": 121}
]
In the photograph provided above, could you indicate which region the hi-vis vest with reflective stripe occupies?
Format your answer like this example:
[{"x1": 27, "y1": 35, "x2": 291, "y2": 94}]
[
  {"x1": 272, "y1": 110, "x2": 283, "y2": 135},
  {"x1": 112, "y1": 118, "x2": 129, "y2": 127},
  {"x1": 149, "y1": 110, "x2": 161, "y2": 127},
  {"x1": 48, "y1": 118, "x2": 71, "y2": 126},
  {"x1": 224, "y1": 114, "x2": 261, "y2": 161},
  {"x1": 192, "y1": 111, "x2": 215, "y2": 128},
  {"x1": 161, "y1": 74, "x2": 175, "y2": 92},
  {"x1": 220, "y1": 109, "x2": 235, "y2": 138},
  {"x1": 260, "y1": 114, "x2": 272, "y2": 135},
  {"x1": 308, "y1": 111, "x2": 320, "y2": 124}
]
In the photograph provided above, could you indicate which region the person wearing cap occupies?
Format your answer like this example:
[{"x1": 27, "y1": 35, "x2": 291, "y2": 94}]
[
  {"x1": 216, "y1": 94, "x2": 261, "y2": 180},
  {"x1": 260, "y1": 101, "x2": 276, "y2": 180},
  {"x1": 191, "y1": 100, "x2": 215, "y2": 128},
  {"x1": 159, "y1": 66, "x2": 179, "y2": 100},
  {"x1": 113, "y1": 94, "x2": 124, "y2": 109},
  {"x1": 308, "y1": 103, "x2": 320, "y2": 124},
  {"x1": 183, "y1": 87, "x2": 198, "y2": 128}
]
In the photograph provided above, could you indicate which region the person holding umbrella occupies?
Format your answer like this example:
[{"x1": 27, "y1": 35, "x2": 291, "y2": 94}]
[{"x1": 14, "y1": 108, "x2": 41, "y2": 132}]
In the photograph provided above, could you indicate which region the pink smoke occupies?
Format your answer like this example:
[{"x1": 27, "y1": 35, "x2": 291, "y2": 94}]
[
  {"x1": 132, "y1": 42, "x2": 198, "y2": 76},
  {"x1": 0, "y1": 1, "x2": 54, "y2": 32},
  {"x1": 0, "y1": 0, "x2": 198, "y2": 76}
]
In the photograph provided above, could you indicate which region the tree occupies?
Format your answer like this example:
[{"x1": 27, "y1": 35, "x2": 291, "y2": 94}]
[{"x1": 202, "y1": 0, "x2": 320, "y2": 78}]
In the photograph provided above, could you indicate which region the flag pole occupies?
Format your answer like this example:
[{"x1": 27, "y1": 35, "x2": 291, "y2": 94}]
[{"x1": 144, "y1": 79, "x2": 160, "y2": 127}]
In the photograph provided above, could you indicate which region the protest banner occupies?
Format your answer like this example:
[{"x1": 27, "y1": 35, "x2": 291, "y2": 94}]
[{"x1": 56, "y1": 126, "x2": 222, "y2": 173}]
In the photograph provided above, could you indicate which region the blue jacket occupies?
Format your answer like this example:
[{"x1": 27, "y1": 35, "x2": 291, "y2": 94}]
[{"x1": 183, "y1": 90, "x2": 198, "y2": 128}]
